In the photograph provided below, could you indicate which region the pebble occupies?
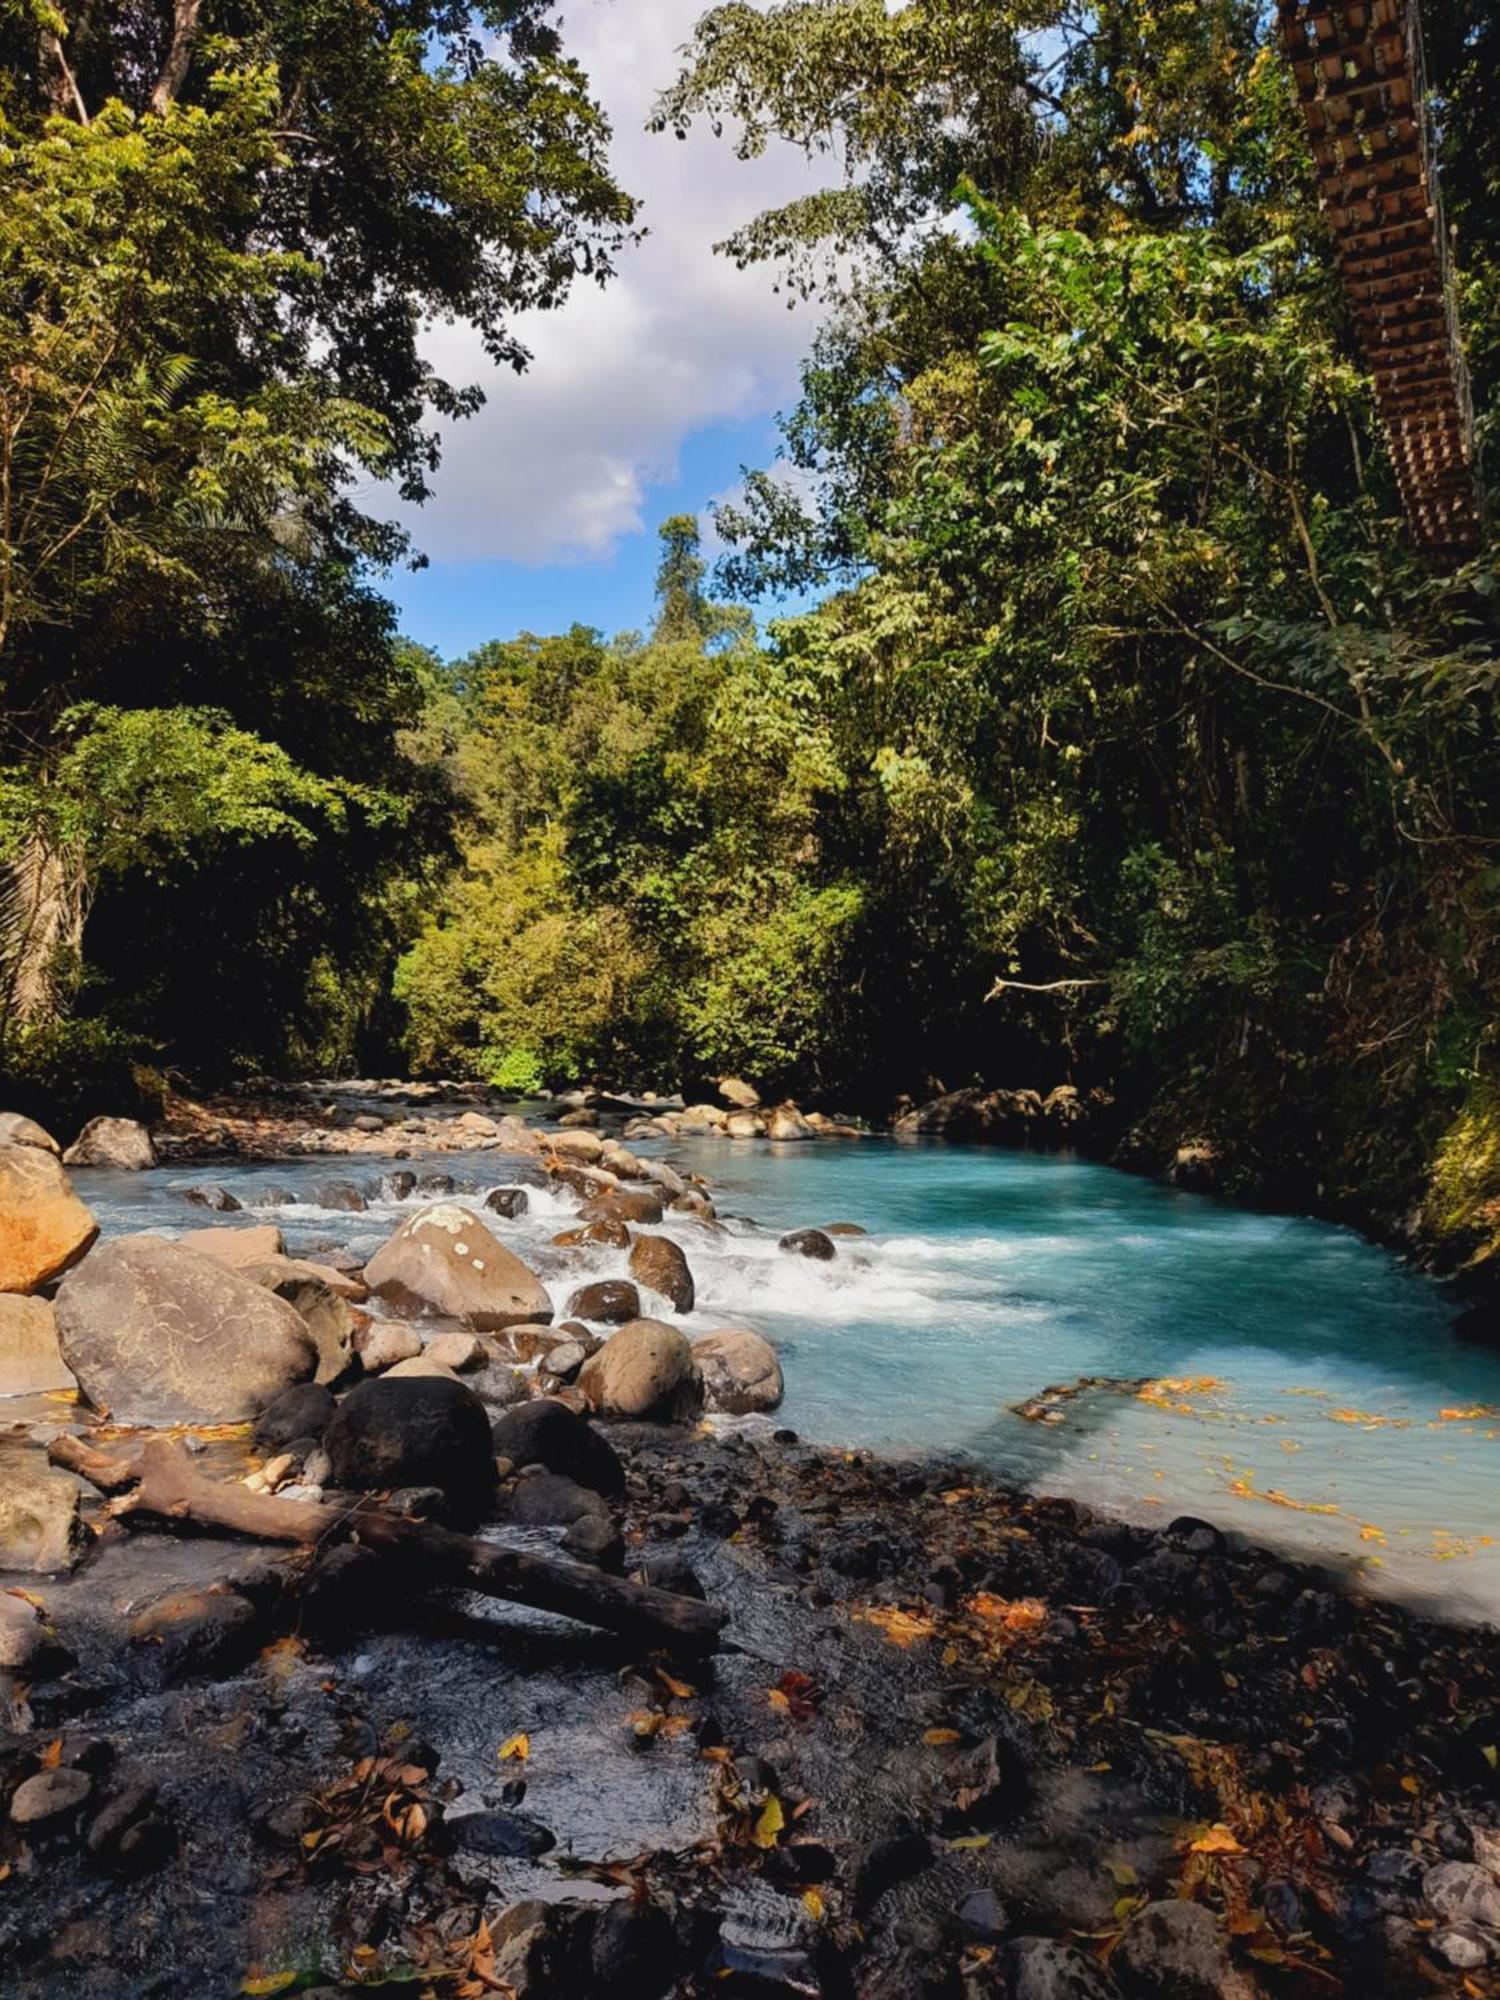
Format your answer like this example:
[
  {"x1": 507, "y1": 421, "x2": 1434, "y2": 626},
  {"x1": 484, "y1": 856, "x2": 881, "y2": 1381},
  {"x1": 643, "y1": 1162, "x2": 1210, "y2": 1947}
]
[{"x1": 11, "y1": 1766, "x2": 93, "y2": 1827}]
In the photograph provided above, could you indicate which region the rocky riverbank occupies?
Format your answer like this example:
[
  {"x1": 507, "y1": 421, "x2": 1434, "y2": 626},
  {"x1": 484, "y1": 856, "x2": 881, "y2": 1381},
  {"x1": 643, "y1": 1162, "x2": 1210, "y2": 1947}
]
[{"x1": 4, "y1": 1101, "x2": 1500, "y2": 1996}]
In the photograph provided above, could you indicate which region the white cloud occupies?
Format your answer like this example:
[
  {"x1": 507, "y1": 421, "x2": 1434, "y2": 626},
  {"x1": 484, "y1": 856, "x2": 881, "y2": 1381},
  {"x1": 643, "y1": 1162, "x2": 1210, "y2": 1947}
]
[{"x1": 389, "y1": 0, "x2": 827, "y2": 566}]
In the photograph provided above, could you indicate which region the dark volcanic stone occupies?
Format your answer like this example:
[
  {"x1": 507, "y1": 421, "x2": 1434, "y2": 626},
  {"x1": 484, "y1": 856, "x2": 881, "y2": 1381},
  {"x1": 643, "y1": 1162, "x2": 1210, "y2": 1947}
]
[
  {"x1": 491, "y1": 1397, "x2": 624, "y2": 1497},
  {"x1": 778, "y1": 1228, "x2": 836, "y2": 1261},
  {"x1": 447, "y1": 1810, "x2": 555, "y2": 1858},
  {"x1": 254, "y1": 1381, "x2": 336, "y2": 1448},
  {"x1": 326, "y1": 1375, "x2": 496, "y2": 1515}
]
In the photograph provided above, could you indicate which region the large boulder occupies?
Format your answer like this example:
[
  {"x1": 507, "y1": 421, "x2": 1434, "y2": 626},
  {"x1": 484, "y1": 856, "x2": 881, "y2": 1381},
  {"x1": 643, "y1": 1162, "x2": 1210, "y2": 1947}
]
[
  {"x1": 364, "y1": 1203, "x2": 552, "y2": 1331},
  {"x1": 0, "y1": 1294, "x2": 77, "y2": 1397},
  {"x1": 717, "y1": 1076, "x2": 761, "y2": 1110},
  {"x1": 242, "y1": 1260, "x2": 355, "y2": 1383},
  {"x1": 490, "y1": 1397, "x2": 624, "y2": 1496},
  {"x1": 779, "y1": 1228, "x2": 836, "y2": 1261},
  {"x1": 0, "y1": 1146, "x2": 98, "y2": 1293},
  {"x1": 577, "y1": 1319, "x2": 702, "y2": 1422},
  {"x1": 0, "y1": 1441, "x2": 86, "y2": 1572},
  {"x1": 54, "y1": 1236, "x2": 318, "y2": 1424},
  {"x1": 63, "y1": 1116, "x2": 157, "y2": 1170},
  {"x1": 628, "y1": 1234, "x2": 695, "y2": 1313},
  {"x1": 691, "y1": 1329, "x2": 784, "y2": 1414},
  {"x1": 766, "y1": 1105, "x2": 816, "y2": 1142},
  {"x1": 579, "y1": 1187, "x2": 663, "y2": 1227},
  {"x1": 326, "y1": 1375, "x2": 496, "y2": 1515},
  {"x1": 0, "y1": 1113, "x2": 60, "y2": 1156}
]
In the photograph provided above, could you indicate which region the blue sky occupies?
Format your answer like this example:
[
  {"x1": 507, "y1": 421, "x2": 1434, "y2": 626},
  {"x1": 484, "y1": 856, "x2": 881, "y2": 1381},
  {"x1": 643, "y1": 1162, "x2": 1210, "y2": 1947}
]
[
  {"x1": 372, "y1": 0, "x2": 827, "y2": 665},
  {"x1": 385, "y1": 410, "x2": 785, "y2": 659}
]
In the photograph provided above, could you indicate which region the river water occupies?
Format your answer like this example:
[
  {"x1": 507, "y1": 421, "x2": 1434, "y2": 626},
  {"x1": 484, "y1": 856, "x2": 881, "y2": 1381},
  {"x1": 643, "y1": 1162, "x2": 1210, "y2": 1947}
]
[{"x1": 76, "y1": 1124, "x2": 1500, "y2": 1622}]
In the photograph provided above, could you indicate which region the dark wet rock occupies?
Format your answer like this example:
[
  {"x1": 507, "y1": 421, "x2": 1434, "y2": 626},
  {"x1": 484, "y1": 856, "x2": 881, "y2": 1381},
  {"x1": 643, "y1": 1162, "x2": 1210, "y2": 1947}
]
[
  {"x1": 853, "y1": 1822, "x2": 934, "y2": 1914},
  {"x1": 447, "y1": 1808, "x2": 556, "y2": 1858},
  {"x1": 312, "y1": 1178, "x2": 366, "y2": 1211},
  {"x1": 997, "y1": 1936, "x2": 1121, "y2": 1999},
  {"x1": 567, "y1": 1278, "x2": 642, "y2": 1324},
  {"x1": 485, "y1": 1186, "x2": 530, "y2": 1219},
  {"x1": 386, "y1": 1485, "x2": 450, "y2": 1521},
  {"x1": 0, "y1": 1441, "x2": 86, "y2": 1572},
  {"x1": 562, "y1": 1513, "x2": 625, "y2": 1570},
  {"x1": 85, "y1": 1782, "x2": 157, "y2": 1860},
  {"x1": 636, "y1": 1554, "x2": 705, "y2": 1600},
  {"x1": 491, "y1": 1397, "x2": 625, "y2": 1496},
  {"x1": 579, "y1": 1318, "x2": 703, "y2": 1421},
  {"x1": 0, "y1": 1144, "x2": 98, "y2": 1293},
  {"x1": 507, "y1": 1468, "x2": 609, "y2": 1527},
  {"x1": 711, "y1": 1940, "x2": 822, "y2": 1996},
  {"x1": 381, "y1": 1170, "x2": 417, "y2": 1200},
  {"x1": 628, "y1": 1233, "x2": 696, "y2": 1313},
  {"x1": 1364, "y1": 1849, "x2": 1424, "y2": 1894},
  {"x1": 1164, "y1": 1515, "x2": 1225, "y2": 1556},
  {"x1": 243, "y1": 1262, "x2": 357, "y2": 1383},
  {"x1": 10, "y1": 1765, "x2": 93, "y2": 1828},
  {"x1": 55, "y1": 1234, "x2": 317, "y2": 1424},
  {"x1": 692, "y1": 1328, "x2": 784, "y2": 1413},
  {"x1": 64, "y1": 1116, "x2": 156, "y2": 1171},
  {"x1": 778, "y1": 1228, "x2": 835, "y2": 1261},
  {"x1": 590, "y1": 1897, "x2": 681, "y2": 1998},
  {"x1": 128, "y1": 1586, "x2": 263, "y2": 1684},
  {"x1": 955, "y1": 1886, "x2": 1009, "y2": 1942},
  {"x1": 418, "y1": 1172, "x2": 457, "y2": 1195},
  {"x1": 1117, "y1": 1900, "x2": 1249, "y2": 1998},
  {"x1": 488, "y1": 1897, "x2": 594, "y2": 1995},
  {"x1": 326, "y1": 1374, "x2": 497, "y2": 1514},
  {"x1": 181, "y1": 1183, "x2": 241, "y2": 1212},
  {"x1": 365, "y1": 1201, "x2": 552, "y2": 1330},
  {"x1": 253, "y1": 1380, "x2": 336, "y2": 1448}
]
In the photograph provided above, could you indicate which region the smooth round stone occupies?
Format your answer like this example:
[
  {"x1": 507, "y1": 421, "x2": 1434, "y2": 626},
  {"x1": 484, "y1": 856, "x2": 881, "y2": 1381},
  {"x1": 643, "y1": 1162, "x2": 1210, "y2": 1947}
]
[{"x1": 11, "y1": 1766, "x2": 92, "y2": 1826}]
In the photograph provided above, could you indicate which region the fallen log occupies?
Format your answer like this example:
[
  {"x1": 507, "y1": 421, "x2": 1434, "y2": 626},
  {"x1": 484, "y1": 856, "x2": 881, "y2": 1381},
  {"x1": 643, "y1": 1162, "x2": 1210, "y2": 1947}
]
[{"x1": 50, "y1": 1434, "x2": 727, "y2": 1654}]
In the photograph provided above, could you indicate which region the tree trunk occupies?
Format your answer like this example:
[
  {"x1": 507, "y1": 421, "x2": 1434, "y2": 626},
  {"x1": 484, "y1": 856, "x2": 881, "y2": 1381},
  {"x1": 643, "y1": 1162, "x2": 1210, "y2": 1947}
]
[{"x1": 0, "y1": 828, "x2": 87, "y2": 1028}]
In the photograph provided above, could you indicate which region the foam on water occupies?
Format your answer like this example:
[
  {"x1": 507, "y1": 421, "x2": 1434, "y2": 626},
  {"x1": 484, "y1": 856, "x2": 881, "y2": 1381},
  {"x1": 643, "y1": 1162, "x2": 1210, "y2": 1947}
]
[{"x1": 77, "y1": 1129, "x2": 1500, "y2": 1621}]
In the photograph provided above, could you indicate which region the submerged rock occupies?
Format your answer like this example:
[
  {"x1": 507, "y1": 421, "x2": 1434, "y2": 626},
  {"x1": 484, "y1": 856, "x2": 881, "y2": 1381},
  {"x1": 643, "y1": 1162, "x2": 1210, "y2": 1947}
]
[
  {"x1": 326, "y1": 1374, "x2": 496, "y2": 1514},
  {"x1": 64, "y1": 1115, "x2": 157, "y2": 1171},
  {"x1": 0, "y1": 1145, "x2": 98, "y2": 1294},
  {"x1": 365, "y1": 1202, "x2": 553, "y2": 1330},
  {"x1": 55, "y1": 1235, "x2": 317, "y2": 1424}
]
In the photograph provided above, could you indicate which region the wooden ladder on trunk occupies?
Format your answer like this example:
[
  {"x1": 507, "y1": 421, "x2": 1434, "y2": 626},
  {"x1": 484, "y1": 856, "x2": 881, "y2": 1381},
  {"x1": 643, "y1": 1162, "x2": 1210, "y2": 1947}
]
[{"x1": 1279, "y1": 0, "x2": 1484, "y2": 561}]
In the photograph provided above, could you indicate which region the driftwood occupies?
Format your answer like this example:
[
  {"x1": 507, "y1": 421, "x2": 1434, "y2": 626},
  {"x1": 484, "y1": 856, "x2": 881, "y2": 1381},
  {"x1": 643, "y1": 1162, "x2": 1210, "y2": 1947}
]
[{"x1": 49, "y1": 1434, "x2": 726, "y2": 1655}]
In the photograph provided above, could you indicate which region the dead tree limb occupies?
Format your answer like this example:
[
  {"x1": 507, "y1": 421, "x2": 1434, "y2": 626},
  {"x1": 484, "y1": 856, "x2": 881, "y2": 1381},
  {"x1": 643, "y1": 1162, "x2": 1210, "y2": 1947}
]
[
  {"x1": 986, "y1": 975, "x2": 1109, "y2": 1001},
  {"x1": 50, "y1": 1435, "x2": 727, "y2": 1654},
  {"x1": 149, "y1": 0, "x2": 204, "y2": 112}
]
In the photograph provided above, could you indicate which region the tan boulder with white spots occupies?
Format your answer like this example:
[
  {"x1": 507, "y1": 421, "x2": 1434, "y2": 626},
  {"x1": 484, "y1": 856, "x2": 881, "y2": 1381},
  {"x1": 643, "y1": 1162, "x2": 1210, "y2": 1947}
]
[{"x1": 363, "y1": 1202, "x2": 552, "y2": 1331}]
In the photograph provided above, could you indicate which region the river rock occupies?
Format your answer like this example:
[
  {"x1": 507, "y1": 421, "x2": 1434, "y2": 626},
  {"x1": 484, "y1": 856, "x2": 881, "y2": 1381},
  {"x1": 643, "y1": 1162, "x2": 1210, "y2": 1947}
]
[
  {"x1": 312, "y1": 1178, "x2": 367, "y2": 1212},
  {"x1": 628, "y1": 1234, "x2": 695, "y2": 1313},
  {"x1": 671, "y1": 1189, "x2": 716, "y2": 1220},
  {"x1": 128, "y1": 1585, "x2": 263, "y2": 1683},
  {"x1": 424, "y1": 1330, "x2": 485, "y2": 1371},
  {"x1": 0, "y1": 1293, "x2": 76, "y2": 1396},
  {"x1": 0, "y1": 1590, "x2": 66, "y2": 1671},
  {"x1": 678, "y1": 1103, "x2": 728, "y2": 1134},
  {"x1": 635, "y1": 1158, "x2": 687, "y2": 1199},
  {"x1": 254, "y1": 1381, "x2": 336, "y2": 1448},
  {"x1": 566, "y1": 1279, "x2": 640, "y2": 1325},
  {"x1": 562, "y1": 1513, "x2": 624, "y2": 1570},
  {"x1": 364, "y1": 1202, "x2": 552, "y2": 1330},
  {"x1": 54, "y1": 1235, "x2": 317, "y2": 1424},
  {"x1": 242, "y1": 1261, "x2": 355, "y2": 1381},
  {"x1": 63, "y1": 1115, "x2": 156, "y2": 1170},
  {"x1": 0, "y1": 1113, "x2": 60, "y2": 1155},
  {"x1": 181, "y1": 1183, "x2": 241, "y2": 1212},
  {"x1": 1117, "y1": 1900, "x2": 1253, "y2": 1999},
  {"x1": 558, "y1": 1106, "x2": 598, "y2": 1129},
  {"x1": 717, "y1": 1076, "x2": 761, "y2": 1110},
  {"x1": 766, "y1": 1104, "x2": 815, "y2": 1141},
  {"x1": 725, "y1": 1109, "x2": 766, "y2": 1139},
  {"x1": 0, "y1": 1442, "x2": 86, "y2": 1571},
  {"x1": 491, "y1": 1397, "x2": 624, "y2": 1496},
  {"x1": 779, "y1": 1227, "x2": 836, "y2": 1261},
  {"x1": 485, "y1": 1187, "x2": 530, "y2": 1219},
  {"x1": 0, "y1": 1146, "x2": 98, "y2": 1294},
  {"x1": 507, "y1": 1467, "x2": 609, "y2": 1526},
  {"x1": 326, "y1": 1375, "x2": 496, "y2": 1513},
  {"x1": 1425, "y1": 1861, "x2": 1500, "y2": 1929},
  {"x1": 577, "y1": 1319, "x2": 702, "y2": 1422},
  {"x1": 177, "y1": 1224, "x2": 287, "y2": 1269},
  {"x1": 580, "y1": 1187, "x2": 664, "y2": 1227},
  {"x1": 691, "y1": 1328, "x2": 784, "y2": 1413},
  {"x1": 11, "y1": 1766, "x2": 93, "y2": 1828},
  {"x1": 538, "y1": 1339, "x2": 590, "y2": 1384},
  {"x1": 554, "y1": 1218, "x2": 632, "y2": 1251},
  {"x1": 997, "y1": 1937, "x2": 1121, "y2": 2000},
  {"x1": 383, "y1": 1354, "x2": 462, "y2": 1383},
  {"x1": 548, "y1": 1129, "x2": 605, "y2": 1163},
  {"x1": 355, "y1": 1322, "x2": 424, "y2": 1372}
]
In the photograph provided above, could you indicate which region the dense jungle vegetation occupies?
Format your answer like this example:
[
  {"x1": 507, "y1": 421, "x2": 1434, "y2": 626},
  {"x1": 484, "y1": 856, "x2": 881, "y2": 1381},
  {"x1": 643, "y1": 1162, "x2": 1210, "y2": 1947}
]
[{"x1": 2, "y1": 0, "x2": 1498, "y2": 1257}]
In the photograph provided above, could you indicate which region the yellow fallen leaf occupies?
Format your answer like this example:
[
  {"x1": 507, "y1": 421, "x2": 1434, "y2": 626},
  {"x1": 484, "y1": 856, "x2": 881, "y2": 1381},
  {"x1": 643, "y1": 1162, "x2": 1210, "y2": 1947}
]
[
  {"x1": 801, "y1": 1888, "x2": 825, "y2": 1920},
  {"x1": 767, "y1": 1689, "x2": 792, "y2": 1713},
  {"x1": 1400, "y1": 1774, "x2": 1421, "y2": 1795},
  {"x1": 922, "y1": 1727, "x2": 962, "y2": 1746},
  {"x1": 656, "y1": 1669, "x2": 695, "y2": 1700},
  {"x1": 240, "y1": 1976, "x2": 300, "y2": 1997},
  {"x1": 753, "y1": 1796, "x2": 786, "y2": 1848},
  {"x1": 1190, "y1": 1824, "x2": 1246, "y2": 1856},
  {"x1": 947, "y1": 1833, "x2": 992, "y2": 1851},
  {"x1": 497, "y1": 1732, "x2": 530, "y2": 1763},
  {"x1": 852, "y1": 1604, "x2": 936, "y2": 1648}
]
